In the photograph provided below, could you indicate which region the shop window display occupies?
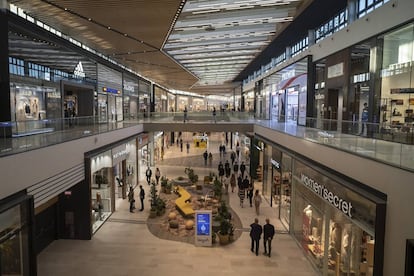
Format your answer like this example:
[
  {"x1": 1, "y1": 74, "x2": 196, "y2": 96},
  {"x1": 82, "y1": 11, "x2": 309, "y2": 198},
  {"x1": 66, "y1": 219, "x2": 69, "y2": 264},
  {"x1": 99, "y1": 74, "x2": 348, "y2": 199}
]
[
  {"x1": 90, "y1": 151, "x2": 113, "y2": 233},
  {"x1": 10, "y1": 82, "x2": 57, "y2": 135},
  {"x1": 293, "y1": 177, "x2": 376, "y2": 276}
]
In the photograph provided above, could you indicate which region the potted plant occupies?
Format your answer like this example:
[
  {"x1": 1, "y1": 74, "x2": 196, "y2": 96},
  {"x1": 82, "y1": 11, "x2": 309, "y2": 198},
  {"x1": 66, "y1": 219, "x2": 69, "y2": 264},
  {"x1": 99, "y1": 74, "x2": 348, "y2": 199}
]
[
  {"x1": 212, "y1": 177, "x2": 223, "y2": 199},
  {"x1": 217, "y1": 218, "x2": 232, "y2": 245},
  {"x1": 149, "y1": 180, "x2": 159, "y2": 218},
  {"x1": 165, "y1": 181, "x2": 172, "y2": 194},
  {"x1": 155, "y1": 197, "x2": 166, "y2": 216},
  {"x1": 160, "y1": 176, "x2": 168, "y2": 193},
  {"x1": 184, "y1": 167, "x2": 198, "y2": 184}
]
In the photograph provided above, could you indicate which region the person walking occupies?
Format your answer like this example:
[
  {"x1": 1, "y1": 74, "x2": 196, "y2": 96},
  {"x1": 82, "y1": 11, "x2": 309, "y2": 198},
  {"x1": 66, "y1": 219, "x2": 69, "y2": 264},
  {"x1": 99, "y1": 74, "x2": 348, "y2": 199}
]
[
  {"x1": 230, "y1": 173, "x2": 236, "y2": 193},
  {"x1": 230, "y1": 151, "x2": 236, "y2": 165},
  {"x1": 212, "y1": 106, "x2": 217, "y2": 123},
  {"x1": 145, "y1": 167, "x2": 152, "y2": 185},
  {"x1": 223, "y1": 176, "x2": 229, "y2": 194},
  {"x1": 247, "y1": 181, "x2": 254, "y2": 207},
  {"x1": 180, "y1": 138, "x2": 183, "y2": 152},
  {"x1": 263, "y1": 218, "x2": 275, "y2": 257},
  {"x1": 203, "y1": 150, "x2": 208, "y2": 166},
  {"x1": 155, "y1": 167, "x2": 161, "y2": 185},
  {"x1": 233, "y1": 161, "x2": 239, "y2": 175},
  {"x1": 128, "y1": 186, "x2": 135, "y2": 213},
  {"x1": 224, "y1": 160, "x2": 231, "y2": 177},
  {"x1": 218, "y1": 161, "x2": 225, "y2": 179},
  {"x1": 250, "y1": 218, "x2": 262, "y2": 256},
  {"x1": 238, "y1": 185, "x2": 245, "y2": 208},
  {"x1": 208, "y1": 152, "x2": 213, "y2": 166},
  {"x1": 139, "y1": 185, "x2": 145, "y2": 211},
  {"x1": 253, "y1": 190, "x2": 262, "y2": 215},
  {"x1": 186, "y1": 141, "x2": 190, "y2": 154},
  {"x1": 183, "y1": 106, "x2": 188, "y2": 123},
  {"x1": 240, "y1": 161, "x2": 246, "y2": 178}
]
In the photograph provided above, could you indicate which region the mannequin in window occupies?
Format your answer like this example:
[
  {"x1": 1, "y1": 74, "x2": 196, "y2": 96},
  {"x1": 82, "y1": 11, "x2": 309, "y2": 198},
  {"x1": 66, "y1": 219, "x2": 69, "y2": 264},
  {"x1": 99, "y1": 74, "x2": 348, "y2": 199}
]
[
  {"x1": 341, "y1": 229, "x2": 351, "y2": 268},
  {"x1": 330, "y1": 222, "x2": 342, "y2": 253},
  {"x1": 303, "y1": 204, "x2": 312, "y2": 218}
]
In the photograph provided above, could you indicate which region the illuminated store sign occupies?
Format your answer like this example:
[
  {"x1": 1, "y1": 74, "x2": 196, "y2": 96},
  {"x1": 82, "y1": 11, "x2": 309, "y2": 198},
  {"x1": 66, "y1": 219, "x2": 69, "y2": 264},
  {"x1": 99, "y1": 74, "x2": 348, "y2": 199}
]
[
  {"x1": 103, "y1": 87, "x2": 121, "y2": 95},
  {"x1": 300, "y1": 173, "x2": 353, "y2": 218},
  {"x1": 112, "y1": 144, "x2": 129, "y2": 164},
  {"x1": 270, "y1": 158, "x2": 280, "y2": 169},
  {"x1": 74, "y1": 61, "x2": 85, "y2": 78}
]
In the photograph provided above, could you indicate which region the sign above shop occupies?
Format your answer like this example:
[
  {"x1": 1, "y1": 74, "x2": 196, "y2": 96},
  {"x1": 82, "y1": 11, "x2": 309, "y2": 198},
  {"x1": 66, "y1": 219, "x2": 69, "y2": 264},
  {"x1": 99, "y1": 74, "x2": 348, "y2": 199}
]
[
  {"x1": 300, "y1": 173, "x2": 353, "y2": 218},
  {"x1": 112, "y1": 144, "x2": 128, "y2": 165},
  {"x1": 74, "y1": 61, "x2": 85, "y2": 78},
  {"x1": 270, "y1": 158, "x2": 280, "y2": 169},
  {"x1": 103, "y1": 87, "x2": 121, "y2": 95},
  {"x1": 327, "y1": 62, "x2": 343, "y2": 79},
  {"x1": 390, "y1": 88, "x2": 414, "y2": 94}
]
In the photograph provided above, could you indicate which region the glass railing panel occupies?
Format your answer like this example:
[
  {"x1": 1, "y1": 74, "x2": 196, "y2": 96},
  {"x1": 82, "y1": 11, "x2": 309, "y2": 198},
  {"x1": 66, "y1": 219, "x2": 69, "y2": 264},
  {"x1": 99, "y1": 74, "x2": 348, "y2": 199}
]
[{"x1": 0, "y1": 114, "x2": 413, "y2": 173}]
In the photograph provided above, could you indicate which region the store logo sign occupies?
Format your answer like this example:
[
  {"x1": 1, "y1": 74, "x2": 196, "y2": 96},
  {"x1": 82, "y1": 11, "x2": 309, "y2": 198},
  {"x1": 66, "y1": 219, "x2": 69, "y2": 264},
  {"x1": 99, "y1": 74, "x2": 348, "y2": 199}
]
[
  {"x1": 74, "y1": 62, "x2": 85, "y2": 78},
  {"x1": 270, "y1": 158, "x2": 280, "y2": 169},
  {"x1": 300, "y1": 173, "x2": 353, "y2": 218}
]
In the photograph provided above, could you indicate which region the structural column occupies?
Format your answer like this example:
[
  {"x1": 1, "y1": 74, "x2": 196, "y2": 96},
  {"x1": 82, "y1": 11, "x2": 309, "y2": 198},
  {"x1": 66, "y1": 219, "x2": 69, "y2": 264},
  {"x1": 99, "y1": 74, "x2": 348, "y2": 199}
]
[{"x1": 0, "y1": 2, "x2": 11, "y2": 137}]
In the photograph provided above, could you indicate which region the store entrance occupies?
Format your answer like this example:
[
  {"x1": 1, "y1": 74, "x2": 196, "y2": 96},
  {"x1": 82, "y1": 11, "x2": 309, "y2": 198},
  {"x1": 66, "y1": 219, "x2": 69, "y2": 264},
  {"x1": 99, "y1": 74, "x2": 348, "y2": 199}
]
[
  {"x1": 113, "y1": 160, "x2": 127, "y2": 209},
  {"x1": 62, "y1": 82, "x2": 94, "y2": 127},
  {"x1": 325, "y1": 88, "x2": 339, "y2": 131}
]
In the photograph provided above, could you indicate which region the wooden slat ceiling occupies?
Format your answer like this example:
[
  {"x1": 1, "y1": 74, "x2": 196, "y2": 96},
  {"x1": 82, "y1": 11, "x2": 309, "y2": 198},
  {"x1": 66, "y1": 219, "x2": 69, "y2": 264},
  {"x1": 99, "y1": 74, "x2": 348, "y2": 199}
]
[
  {"x1": 9, "y1": 0, "x2": 199, "y2": 91},
  {"x1": 9, "y1": 0, "x2": 310, "y2": 95}
]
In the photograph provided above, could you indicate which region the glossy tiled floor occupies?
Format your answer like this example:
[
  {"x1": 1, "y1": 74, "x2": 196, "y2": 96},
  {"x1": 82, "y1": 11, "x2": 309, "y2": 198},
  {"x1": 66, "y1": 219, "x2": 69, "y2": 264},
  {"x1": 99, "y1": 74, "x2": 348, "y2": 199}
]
[{"x1": 37, "y1": 133, "x2": 317, "y2": 276}]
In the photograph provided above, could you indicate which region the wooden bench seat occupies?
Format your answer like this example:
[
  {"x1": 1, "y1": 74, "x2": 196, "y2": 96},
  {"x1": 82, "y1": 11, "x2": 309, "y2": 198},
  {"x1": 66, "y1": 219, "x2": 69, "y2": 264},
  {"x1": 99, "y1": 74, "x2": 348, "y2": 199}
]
[{"x1": 175, "y1": 186, "x2": 195, "y2": 217}]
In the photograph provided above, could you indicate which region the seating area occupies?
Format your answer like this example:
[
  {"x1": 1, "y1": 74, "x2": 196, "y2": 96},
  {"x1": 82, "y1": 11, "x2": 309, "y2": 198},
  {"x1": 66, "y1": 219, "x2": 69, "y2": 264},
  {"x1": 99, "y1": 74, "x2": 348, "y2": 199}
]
[{"x1": 174, "y1": 185, "x2": 195, "y2": 217}]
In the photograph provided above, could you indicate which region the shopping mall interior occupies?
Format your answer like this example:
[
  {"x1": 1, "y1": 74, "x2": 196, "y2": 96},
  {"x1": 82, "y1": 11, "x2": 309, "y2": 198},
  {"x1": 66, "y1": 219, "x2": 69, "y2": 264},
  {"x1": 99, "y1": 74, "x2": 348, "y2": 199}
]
[{"x1": 0, "y1": 1, "x2": 414, "y2": 276}]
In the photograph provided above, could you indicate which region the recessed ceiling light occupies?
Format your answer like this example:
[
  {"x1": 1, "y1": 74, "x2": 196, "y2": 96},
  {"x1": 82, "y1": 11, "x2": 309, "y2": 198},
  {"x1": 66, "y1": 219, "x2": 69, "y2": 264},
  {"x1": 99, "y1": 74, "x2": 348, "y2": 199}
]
[{"x1": 108, "y1": 26, "x2": 111, "y2": 30}]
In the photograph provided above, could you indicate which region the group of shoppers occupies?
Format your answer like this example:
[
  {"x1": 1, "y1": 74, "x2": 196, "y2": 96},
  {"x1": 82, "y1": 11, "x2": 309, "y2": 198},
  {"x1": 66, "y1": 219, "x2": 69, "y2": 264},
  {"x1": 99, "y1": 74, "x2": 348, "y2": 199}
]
[{"x1": 250, "y1": 218, "x2": 275, "y2": 257}]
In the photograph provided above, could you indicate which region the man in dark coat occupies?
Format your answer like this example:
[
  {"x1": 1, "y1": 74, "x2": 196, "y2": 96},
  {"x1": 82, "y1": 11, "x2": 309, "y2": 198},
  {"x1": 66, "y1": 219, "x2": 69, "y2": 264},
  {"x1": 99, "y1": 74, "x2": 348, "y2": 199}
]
[
  {"x1": 139, "y1": 185, "x2": 145, "y2": 211},
  {"x1": 263, "y1": 218, "x2": 275, "y2": 257},
  {"x1": 240, "y1": 161, "x2": 246, "y2": 177},
  {"x1": 145, "y1": 167, "x2": 152, "y2": 185},
  {"x1": 250, "y1": 218, "x2": 262, "y2": 256}
]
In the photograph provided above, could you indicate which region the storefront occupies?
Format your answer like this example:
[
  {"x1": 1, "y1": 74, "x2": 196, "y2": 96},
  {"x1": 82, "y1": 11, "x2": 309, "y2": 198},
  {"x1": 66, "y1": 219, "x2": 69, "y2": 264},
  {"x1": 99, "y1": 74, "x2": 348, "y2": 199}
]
[
  {"x1": 86, "y1": 137, "x2": 139, "y2": 234},
  {"x1": 138, "y1": 80, "x2": 151, "y2": 116},
  {"x1": 97, "y1": 64, "x2": 123, "y2": 123},
  {"x1": 378, "y1": 23, "x2": 414, "y2": 143},
  {"x1": 9, "y1": 81, "x2": 59, "y2": 136},
  {"x1": 260, "y1": 142, "x2": 291, "y2": 230},
  {"x1": 123, "y1": 74, "x2": 139, "y2": 120},
  {"x1": 154, "y1": 85, "x2": 167, "y2": 113},
  {"x1": 137, "y1": 133, "x2": 150, "y2": 184},
  {"x1": 0, "y1": 192, "x2": 35, "y2": 275},
  {"x1": 292, "y1": 160, "x2": 386, "y2": 276},
  {"x1": 255, "y1": 135, "x2": 386, "y2": 275},
  {"x1": 266, "y1": 57, "x2": 309, "y2": 125},
  {"x1": 192, "y1": 97, "x2": 206, "y2": 111},
  {"x1": 177, "y1": 95, "x2": 189, "y2": 111}
]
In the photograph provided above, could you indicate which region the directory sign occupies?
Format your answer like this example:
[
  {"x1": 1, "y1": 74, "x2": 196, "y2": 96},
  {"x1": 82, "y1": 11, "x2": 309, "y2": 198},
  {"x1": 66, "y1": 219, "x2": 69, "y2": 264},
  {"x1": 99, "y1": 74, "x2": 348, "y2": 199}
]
[
  {"x1": 196, "y1": 213, "x2": 210, "y2": 236},
  {"x1": 195, "y1": 210, "x2": 212, "y2": 246}
]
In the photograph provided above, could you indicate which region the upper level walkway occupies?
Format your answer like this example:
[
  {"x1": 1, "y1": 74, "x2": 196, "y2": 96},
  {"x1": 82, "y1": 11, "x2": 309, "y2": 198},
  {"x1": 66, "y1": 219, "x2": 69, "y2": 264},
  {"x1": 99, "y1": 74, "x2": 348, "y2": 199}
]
[{"x1": 1, "y1": 111, "x2": 413, "y2": 172}]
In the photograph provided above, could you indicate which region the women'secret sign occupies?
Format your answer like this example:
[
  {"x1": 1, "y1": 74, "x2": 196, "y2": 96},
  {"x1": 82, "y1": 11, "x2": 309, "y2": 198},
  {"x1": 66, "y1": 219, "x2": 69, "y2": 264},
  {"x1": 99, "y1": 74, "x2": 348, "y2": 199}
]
[{"x1": 300, "y1": 173, "x2": 353, "y2": 218}]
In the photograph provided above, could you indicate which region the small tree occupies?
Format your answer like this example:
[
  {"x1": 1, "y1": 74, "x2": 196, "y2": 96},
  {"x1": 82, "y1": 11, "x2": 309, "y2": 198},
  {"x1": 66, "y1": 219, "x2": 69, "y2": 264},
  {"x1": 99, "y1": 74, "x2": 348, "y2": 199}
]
[
  {"x1": 184, "y1": 167, "x2": 198, "y2": 184},
  {"x1": 213, "y1": 177, "x2": 223, "y2": 199}
]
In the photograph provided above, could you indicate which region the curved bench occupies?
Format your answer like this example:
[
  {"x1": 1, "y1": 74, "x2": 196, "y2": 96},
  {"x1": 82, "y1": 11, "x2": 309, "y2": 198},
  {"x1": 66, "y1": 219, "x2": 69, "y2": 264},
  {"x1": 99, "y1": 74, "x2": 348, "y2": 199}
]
[{"x1": 175, "y1": 185, "x2": 195, "y2": 217}]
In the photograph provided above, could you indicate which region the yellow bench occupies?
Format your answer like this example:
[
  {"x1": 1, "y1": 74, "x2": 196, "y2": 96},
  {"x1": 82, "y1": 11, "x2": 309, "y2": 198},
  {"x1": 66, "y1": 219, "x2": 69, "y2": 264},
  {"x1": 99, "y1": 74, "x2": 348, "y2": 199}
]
[{"x1": 175, "y1": 186, "x2": 195, "y2": 217}]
